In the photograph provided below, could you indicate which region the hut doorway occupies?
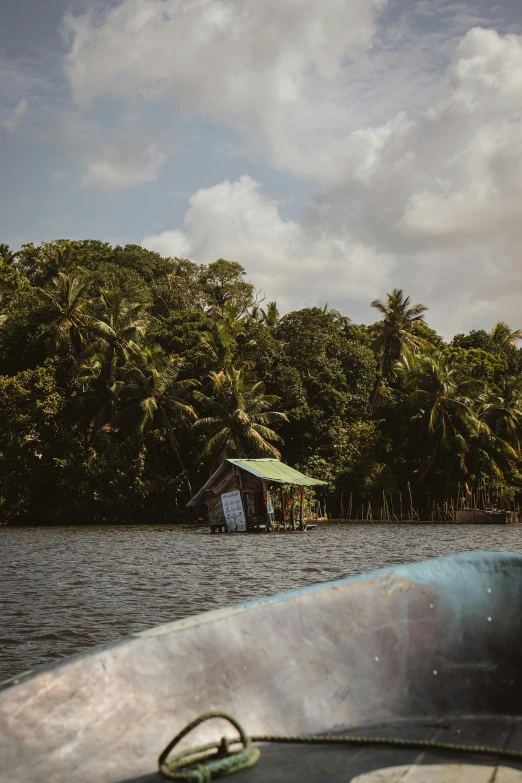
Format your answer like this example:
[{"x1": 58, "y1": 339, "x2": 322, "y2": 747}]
[{"x1": 244, "y1": 491, "x2": 266, "y2": 528}]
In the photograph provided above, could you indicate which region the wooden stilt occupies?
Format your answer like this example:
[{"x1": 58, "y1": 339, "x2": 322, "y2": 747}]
[
  {"x1": 237, "y1": 467, "x2": 247, "y2": 529},
  {"x1": 290, "y1": 486, "x2": 296, "y2": 530}
]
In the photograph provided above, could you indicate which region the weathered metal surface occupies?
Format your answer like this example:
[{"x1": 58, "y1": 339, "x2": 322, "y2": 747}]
[
  {"x1": 187, "y1": 458, "x2": 326, "y2": 506},
  {"x1": 225, "y1": 459, "x2": 327, "y2": 486},
  {"x1": 1, "y1": 551, "x2": 522, "y2": 783}
]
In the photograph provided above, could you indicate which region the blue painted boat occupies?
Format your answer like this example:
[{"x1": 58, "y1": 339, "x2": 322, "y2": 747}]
[{"x1": 1, "y1": 551, "x2": 522, "y2": 782}]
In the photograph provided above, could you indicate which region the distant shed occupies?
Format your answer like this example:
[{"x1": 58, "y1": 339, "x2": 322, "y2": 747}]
[{"x1": 187, "y1": 458, "x2": 327, "y2": 532}]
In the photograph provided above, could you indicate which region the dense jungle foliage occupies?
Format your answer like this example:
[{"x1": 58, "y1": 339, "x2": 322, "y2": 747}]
[{"x1": 1, "y1": 239, "x2": 522, "y2": 524}]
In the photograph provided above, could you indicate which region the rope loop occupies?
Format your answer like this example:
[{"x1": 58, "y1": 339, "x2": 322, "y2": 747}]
[
  {"x1": 160, "y1": 710, "x2": 522, "y2": 781},
  {"x1": 159, "y1": 711, "x2": 261, "y2": 782}
]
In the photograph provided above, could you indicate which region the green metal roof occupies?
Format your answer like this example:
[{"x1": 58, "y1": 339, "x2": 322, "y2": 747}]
[
  {"x1": 226, "y1": 459, "x2": 327, "y2": 487},
  {"x1": 187, "y1": 458, "x2": 326, "y2": 506}
]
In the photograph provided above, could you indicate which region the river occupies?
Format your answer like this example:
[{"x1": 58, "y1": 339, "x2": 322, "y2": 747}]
[{"x1": 2, "y1": 522, "x2": 522, "y2": 683}]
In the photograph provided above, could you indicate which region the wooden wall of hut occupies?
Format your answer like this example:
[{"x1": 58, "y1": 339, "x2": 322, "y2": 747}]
[{"x1": 203, "y1": 467, "x2": 267, "y2": 529}]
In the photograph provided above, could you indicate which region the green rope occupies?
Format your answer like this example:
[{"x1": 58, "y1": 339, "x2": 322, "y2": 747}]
[
  {"x1": 159, "y1": 712, "x2": 260, "y2": 782},
  {"x1": 251, "y1": 733, "x2": 522, "y2": 758},
  {"x1": 159, "y1": 712, "x2": 522, "y2": 782}
]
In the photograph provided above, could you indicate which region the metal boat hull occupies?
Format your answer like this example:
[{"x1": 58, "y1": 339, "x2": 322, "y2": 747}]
[{"x1": 1, "y1": 550, "x2": 522, "y2": 782}]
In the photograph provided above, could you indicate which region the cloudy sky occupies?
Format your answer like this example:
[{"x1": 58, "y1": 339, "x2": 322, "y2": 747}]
[{"x1": 2, "y1": 0, "x2": 522, "y2": 336}]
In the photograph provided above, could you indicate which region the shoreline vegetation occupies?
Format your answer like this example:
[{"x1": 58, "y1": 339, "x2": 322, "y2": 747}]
[{"x1": 1, "y1": 240, "x2": 522, "y2": 526}]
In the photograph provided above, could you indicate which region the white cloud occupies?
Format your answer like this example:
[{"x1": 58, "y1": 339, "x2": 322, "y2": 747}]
[
  {"x1": 1, "y1": 98, "x2": 28, "y2": 133},
  {"x1": 47, "y1": 110, "x2": 168, "y2": 191},
  {"x1": 143, "y1": 175, "x2": 395, "y2": 314},
  {"x1": 142, "y1": 26, "x2": 522, "y2": 336},
  {"x1": 53, "y1": 2, "x2": 522, "y2": 334},
  {"x1": 61, "y1": 0, "x2": 503, "y2": 187},
  {"x1": 143, "y1": 229, "x2": 190, "y2": 258},
  {"x1": 62, "y1": 0, "x2": 388, "y2": 182},
  {"x1": 63, "y1": 0, "x2": 385, "y2": 108},
  {"x1": 80, "y1": 139, "x2": 167, "y2": 190}
]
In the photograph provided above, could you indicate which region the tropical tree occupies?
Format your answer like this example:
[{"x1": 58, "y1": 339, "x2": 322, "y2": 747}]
[
  {"x1": 87, "y1": 289, "x2": 147, "y2": 361},
  {"x1": 393, "y1": 349, "x2": 484, "y2": 483},
  {"x1": 163, "y1": 257, "x2": 206, "y2": 311},
  {"x1": 370, "y1": 288, "x2": 429, "y2": 408},
  {"x1": 71, "y1": 291, "x2": 146, "y2": 442},
  {"x1": 199, "y1": 258, "x2": 255, "y2": 316},
  {"x1": 113, "y1": 345, "x2": 198, "y2": 492},
  {"x1": 322, "y1": 303, "x2": 351, "y2": 330},
  {"x1": 0, "y1": 244, "x2": 18, "y2": 265},
  {"x1": 38, "y1": 272, "x2": 91, "y2": 354},
  {"x1": 193, "y1": 366, "x2": 288, "y2": 470},
  {"x1": 45, "y1": 244, "x2": 78, "y2": 277},
  {"x1": 490, "y1": 321, "x2": 522, "y2": 352},
  {"x1": 200, "y1": 301, "x2": 252, "y2": 371},
  {"x1": 74, "y1": 351, "x2": 120, "y2": 442},
  {"x1": 480, "y1": 374, "x2": 522, "y2": 456},
  {"x1": 251, "y1": 301, "x2": 280, "y2": 327}
]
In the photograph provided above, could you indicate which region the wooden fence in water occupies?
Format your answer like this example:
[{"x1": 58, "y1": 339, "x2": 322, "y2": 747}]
[{"x1": 312, "y1": 482, "x2": 520, "y2": 524}]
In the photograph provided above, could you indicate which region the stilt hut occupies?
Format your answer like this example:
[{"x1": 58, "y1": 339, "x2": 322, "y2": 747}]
[{"x1": 187, "y1": 458, "x2": 327, "y2": 532}]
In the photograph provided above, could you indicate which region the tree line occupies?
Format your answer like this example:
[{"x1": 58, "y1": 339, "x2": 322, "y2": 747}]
[{"x1": 1, "y1": 239, "x2": 521, "y2": 524}]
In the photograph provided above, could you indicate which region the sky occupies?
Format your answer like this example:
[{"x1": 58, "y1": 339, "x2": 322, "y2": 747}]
[{"x1": 2, "y1": 0, "x2": 522, "y2": 337}]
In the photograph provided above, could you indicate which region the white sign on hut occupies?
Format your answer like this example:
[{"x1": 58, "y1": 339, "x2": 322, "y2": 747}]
[
  {"x1": 187, "y1": 458, "x2": 327, "y2": 533},
  {"x1": 220, "y1": 490, "x2": 246, "y2": 532}
]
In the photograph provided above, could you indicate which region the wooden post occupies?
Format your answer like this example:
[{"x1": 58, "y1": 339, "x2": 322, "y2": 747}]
[
  {"x1": 299, "y1": 487, "x2": 305, "y2": 530},
  {"x1": 237, "y1": 467, "x2": 247, "y2": 529},
  {"x1": 280, "y1": 485, "x2": 285, "y2": 531},
  {"x1": 290, "y1": 486, "x2": 296, "y2": 530},
  {"x1": 262, "y1": 479, "x2": 272, "y2": 532}
]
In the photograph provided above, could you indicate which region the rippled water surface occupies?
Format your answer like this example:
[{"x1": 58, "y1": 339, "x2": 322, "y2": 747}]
[{"x1": 2, "y1": 523, "x2": 522, "y2": 682}]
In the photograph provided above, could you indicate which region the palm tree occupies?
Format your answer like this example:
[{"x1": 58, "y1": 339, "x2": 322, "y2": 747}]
[
  {"x1": 74, "y1": 350, "x2": 120, "y2": 442},
  {"x1": 88, "y1": 289, "x2": 147, "y2": 361},
  {"x1": 251, "y1": 301, "x2": 280, "y2": 327},
  {"x1": 394, "y1": 349, "x2": 484, "y2": 482},
  {"x1": 0, "y1": 293, "x2": 6, "y2": 328},
  {"x1": 200, "y1": 301, "x2": 252, "y2": 371},
  {"x1": 113, "y1": 345, "x2": 198, "y2": 493},
  {"x1": 480, "y1": 374, "x2": 522, "y2": 456},
  {"x1": 41, "y1": 242, "x2": 87, "y2": 282},
  {"x1": 264, "y1": 301, "x2": 280, "y2": 327},
  {"x1": 0, "y1": 244, "x2": 18, "y2": 265},
  {"x1": 38, "y1": 272, "x2": 91, "y2": 353},
  {"x1": 193, "y1": 366, "x2": 288, "y2": 471},
  {"x1": 74, "y1": 292, "x2": 147, "y2": 441},
  {"x1": 491, "y1": 322, "x2": 522, "y2": 351},
  {"x1": 322, "y1": 303, "x2": 351, "y2": 329},
  {"x1": 370, "y1": 288, "x2": 428, "y2": 408}
]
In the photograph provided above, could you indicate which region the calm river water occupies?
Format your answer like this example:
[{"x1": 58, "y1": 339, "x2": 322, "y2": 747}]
[{"x1": 2, "y1": 522, "x2": 522, "y2": 683}]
